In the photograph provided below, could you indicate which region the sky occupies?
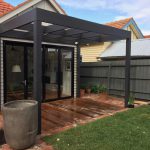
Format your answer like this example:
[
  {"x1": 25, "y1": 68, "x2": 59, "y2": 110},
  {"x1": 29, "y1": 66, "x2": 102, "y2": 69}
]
[{"x1": 5, "y1": 0, "x2": 150, "y2": 35}]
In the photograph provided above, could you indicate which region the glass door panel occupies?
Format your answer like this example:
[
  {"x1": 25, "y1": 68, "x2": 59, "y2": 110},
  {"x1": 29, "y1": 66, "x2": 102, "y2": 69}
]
[
  {"x1": 60, "y1": 49, "x2": 72, "y2": 98},
  {"x1": 44, "y1": 47, "x2": 59, "y2": 100},
  {"x1": 6, "y1": 44, "x2": 25, "y2": 101}
]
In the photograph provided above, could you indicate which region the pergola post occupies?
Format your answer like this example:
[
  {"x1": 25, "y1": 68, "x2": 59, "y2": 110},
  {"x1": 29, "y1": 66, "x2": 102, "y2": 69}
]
[
  {"x1": 77, "y1": 44, "x2": 81, "y2": 98},
  {"x1": 125, "y1": 37, "x2": 131, "y2": 107},
  {"x1": 33, "y1": 20, "x2": 42, "y2": 134}
]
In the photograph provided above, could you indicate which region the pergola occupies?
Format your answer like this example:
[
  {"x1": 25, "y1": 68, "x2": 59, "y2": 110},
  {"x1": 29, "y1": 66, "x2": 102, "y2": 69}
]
[{"x1": 0, "y1": 8, "x2": 131, "y2": 133}]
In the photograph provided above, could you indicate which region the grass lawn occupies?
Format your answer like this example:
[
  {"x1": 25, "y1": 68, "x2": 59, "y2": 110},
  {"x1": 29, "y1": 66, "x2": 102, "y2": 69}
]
[{"x1": 43, "y1": 105, "x2": 150, "y2": 150}]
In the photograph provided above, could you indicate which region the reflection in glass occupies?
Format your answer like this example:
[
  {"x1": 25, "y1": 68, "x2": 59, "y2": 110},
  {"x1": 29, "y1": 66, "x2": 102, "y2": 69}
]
[
  {"x1": 6, "y1": 45, "x2": 24, "y2": 101},
  {"x1": 61, "y1": 50, "x2": 72, "y2": 97},
  {"x1": 44, "y1": 48, "x2": 58, "y2": 100}
]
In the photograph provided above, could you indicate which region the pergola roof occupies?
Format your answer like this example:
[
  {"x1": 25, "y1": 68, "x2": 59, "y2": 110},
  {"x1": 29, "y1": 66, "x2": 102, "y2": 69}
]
[{"x1": 0, "y1": 8, "x2": 131, "y2": 45}]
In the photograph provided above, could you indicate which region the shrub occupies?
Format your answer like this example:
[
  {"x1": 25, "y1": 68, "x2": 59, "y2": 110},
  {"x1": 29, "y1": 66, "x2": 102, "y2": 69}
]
[
  {"x1": 128, "y1": 94, "x2": 135, "y2": 105},
  {"x1": 91, "y1": 85, "x2": 99, "y2": 93},
  {"x1": 91, "y1": 85, "x2": 107, "y2": 94}
]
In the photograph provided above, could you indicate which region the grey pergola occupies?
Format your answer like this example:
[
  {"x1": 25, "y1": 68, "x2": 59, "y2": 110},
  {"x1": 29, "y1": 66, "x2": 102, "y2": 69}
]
[{"x1": 0, "y1": 8, "x2": 131, "y2": 133}]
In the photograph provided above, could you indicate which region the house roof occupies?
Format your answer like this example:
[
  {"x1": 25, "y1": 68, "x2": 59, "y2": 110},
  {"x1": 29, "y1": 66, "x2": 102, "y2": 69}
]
[
  {"x1": 0, "y1": 0, "x2": 14, "y2": 16},
  {"x1": 100, "y1": 38, "x2": 150, "y2": 59},
  {"x1": 144, "y1": 35, "x2": 150, "y2": 39},
  {"x1": 105, "y1": 17, "x2": 144, "y2": 39},
  {"x1": 106, "y1": 18, "x2": 133, "y2": 29},
  {"x1": 0, "y1": 0, "x2": 66, "y2": 17}
]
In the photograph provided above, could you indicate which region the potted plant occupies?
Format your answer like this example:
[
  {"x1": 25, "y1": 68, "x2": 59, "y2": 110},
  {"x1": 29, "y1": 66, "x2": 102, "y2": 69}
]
[
  {"x1": 99, "y1": 85, "x2": 107, "y2": 94},
  {"x1": 128, "y1": 94, "x2": 135, "y2": 108},
  {"x1": 91, "y1": 85, "x2": 99, "y2": 94},
  {"x1": 99, "y1": 85, "x2": 108, "y2": 99},
  {"x1": 80, "y1": 85, "x2": 86, "y2": 97},
  {"x1": 85, "y1": 85, "x2": 92, "y2": 94}
]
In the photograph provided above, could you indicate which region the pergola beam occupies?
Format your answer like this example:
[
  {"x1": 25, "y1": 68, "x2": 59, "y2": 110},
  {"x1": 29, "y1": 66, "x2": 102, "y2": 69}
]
[
  {"x1": 36, "y1": 8, "x2": 131, "y2": 38},
  {"x1": 0, "y1": 10, "x2": 35, "y2": 34},
  {"x1": 125, "y1": 37, "x2": 131, "y2": 107},
  {"x1": 77, "y1": 44, "x2": 81, "y2": 97},
  {"x1": 33, "y1": 20, "x2": 42, "y2": 134}
]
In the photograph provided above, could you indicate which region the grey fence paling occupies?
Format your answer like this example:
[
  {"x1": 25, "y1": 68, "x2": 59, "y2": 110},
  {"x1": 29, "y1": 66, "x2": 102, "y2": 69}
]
[{"x1": 80, "y1": 59, "x2": 150, "y2": 100}]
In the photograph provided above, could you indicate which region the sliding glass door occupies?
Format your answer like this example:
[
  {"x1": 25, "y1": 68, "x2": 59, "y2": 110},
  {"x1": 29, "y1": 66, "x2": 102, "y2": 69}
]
[
  {"x1": 5, "y1": 44, "x2": 25, "y2": 101},
  {"x1": 4, "y1": 42, "x2": 33, "y2": 102},
  {"x1": 43, "y1": 47, "x2": 59, "y2": 100},
  {"x1": 60, "y1": 49, "x2": 72, "y2": 98},
  {"x1": 4, "y1": 41, "x2": 73, "y2": 102},
  {"x1": 43, "y1": 46, "x2": 73, "y2": 101}
]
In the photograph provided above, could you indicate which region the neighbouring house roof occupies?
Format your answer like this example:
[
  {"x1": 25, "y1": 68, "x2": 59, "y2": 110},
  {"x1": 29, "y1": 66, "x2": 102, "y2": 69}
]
[
  {"x1": 100, "y1": 38, "x2": 150, "y2": 59},
  {"x1": 144, "y1": 35, "x2": 150, "y2": 39},
  {"x1": 0, "y1": 0, "x2": 14, "y2": 16},
  {"x1": 106, "y1": 17, "x2": 132, "y2": 29},
  {"x1": 106, "y1": 17, "x2": 144, "y2": 39},
  {"x1": 0, "y1": 0, "x2": 66, "y2": 18}
]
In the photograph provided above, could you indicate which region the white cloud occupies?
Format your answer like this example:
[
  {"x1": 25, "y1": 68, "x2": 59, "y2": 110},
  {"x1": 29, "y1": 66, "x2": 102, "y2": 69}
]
[
  {"x1": 57, "y1": 0, "x2": 150, "y2": 24},
  {"x1": 57, "y1": 0, "x2": 107, "y2": 10}
]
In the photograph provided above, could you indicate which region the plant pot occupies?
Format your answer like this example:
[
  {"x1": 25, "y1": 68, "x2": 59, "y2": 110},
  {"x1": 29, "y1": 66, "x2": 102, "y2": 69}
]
[
  {"x1": 80, "y1": 89, "x2": 85, "y2": 97},
  {"x1": 128, "y1": 104, "x2": 134, "y2": 108},
  {"x1": 86, "y1": 88, "x2": 91, "y2": 94},
  {"x1": 2, "y1": 100, "x2": 38, "y2": 150}
]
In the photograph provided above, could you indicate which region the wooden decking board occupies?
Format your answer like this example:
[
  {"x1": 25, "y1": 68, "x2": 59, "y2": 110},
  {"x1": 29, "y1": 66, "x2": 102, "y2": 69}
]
[
  {"x1": 50, "y1": 100, "x2": 99, "y2": 117},
  {"x1": 45, "y1": 103, "x2": 90, "y2": 120},
  {"x1": 42, "y1": 104, "x2": 78, "y2": 122},
  {"x1": 49, "y1": 102, "x2": 98, "y2": 118},
  {"x1": 70, "y1": 100, "x2": 109, "y2": 115},
  {"x1": 41, "y1": 98, "x2": 123, "y2": 133},
  {"x1": 42, "y1": 109, "x2": 74, "y2": 124},
  {"x1": 42, "y1": 111, "x2": 70, "y2": 127}
]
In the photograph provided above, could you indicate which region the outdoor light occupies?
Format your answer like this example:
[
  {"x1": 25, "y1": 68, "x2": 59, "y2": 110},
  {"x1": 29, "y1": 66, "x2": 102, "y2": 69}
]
[
  {"x1": 75, "y1": 42, "x2": 78, "y2": 45},
  {"x1": 12, "y1": 65, "x2": 21, "y2": 73},
  {"x1": 65, "y1": 28, "x2": 71, "y2": 31},
  {"x1": 14, "y1": 29, "x2": 29, "y2": 33},
  {"x1": 42, "y1": 22, "x2": 53, "y2": 27}
]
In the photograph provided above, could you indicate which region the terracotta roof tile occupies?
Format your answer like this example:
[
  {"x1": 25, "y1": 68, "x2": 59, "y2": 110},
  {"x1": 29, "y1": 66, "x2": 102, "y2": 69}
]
[
  {"x1": 0, "y1": 0, "x2": 14, "y2": 16},
  {"x1": 0, "y1": 0, "x2": 66, "y2": 17},
  {"x1": 144, "y1": 35, "x2": 150, "y2": 39},
  {"x1": 105, "y1": 17, "x2": 133, "y2": 29}
]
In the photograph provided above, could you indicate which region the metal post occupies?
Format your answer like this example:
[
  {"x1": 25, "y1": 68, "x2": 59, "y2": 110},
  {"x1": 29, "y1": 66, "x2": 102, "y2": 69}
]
[
  {"x1": 77, "y1": 44, "x2": 80, "y2": 97},
  {"x1": 107, "y1": 63, "x2": 111, "y2": 94},
  {"x1": 125, "y1": 37, "x2": 131, "y2": 107},
  {"x1": 33, "y1": 20, "x2": 42, "y2": 134}
]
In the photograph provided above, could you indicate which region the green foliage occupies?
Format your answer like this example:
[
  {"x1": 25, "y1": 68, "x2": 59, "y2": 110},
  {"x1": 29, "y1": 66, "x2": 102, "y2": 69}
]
[
  {"x1": 91, "y1": 84, "x2": 107, "y2": 93},
  {"x1": 99, "y1": 85, "x2": 107, "y2": 93},
  {"x1": 91, "y1": 85, "x2": 99, "y2": 93},
  {"x1": 128, "y1": 94, "x2": 135, "y2": 105}
]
